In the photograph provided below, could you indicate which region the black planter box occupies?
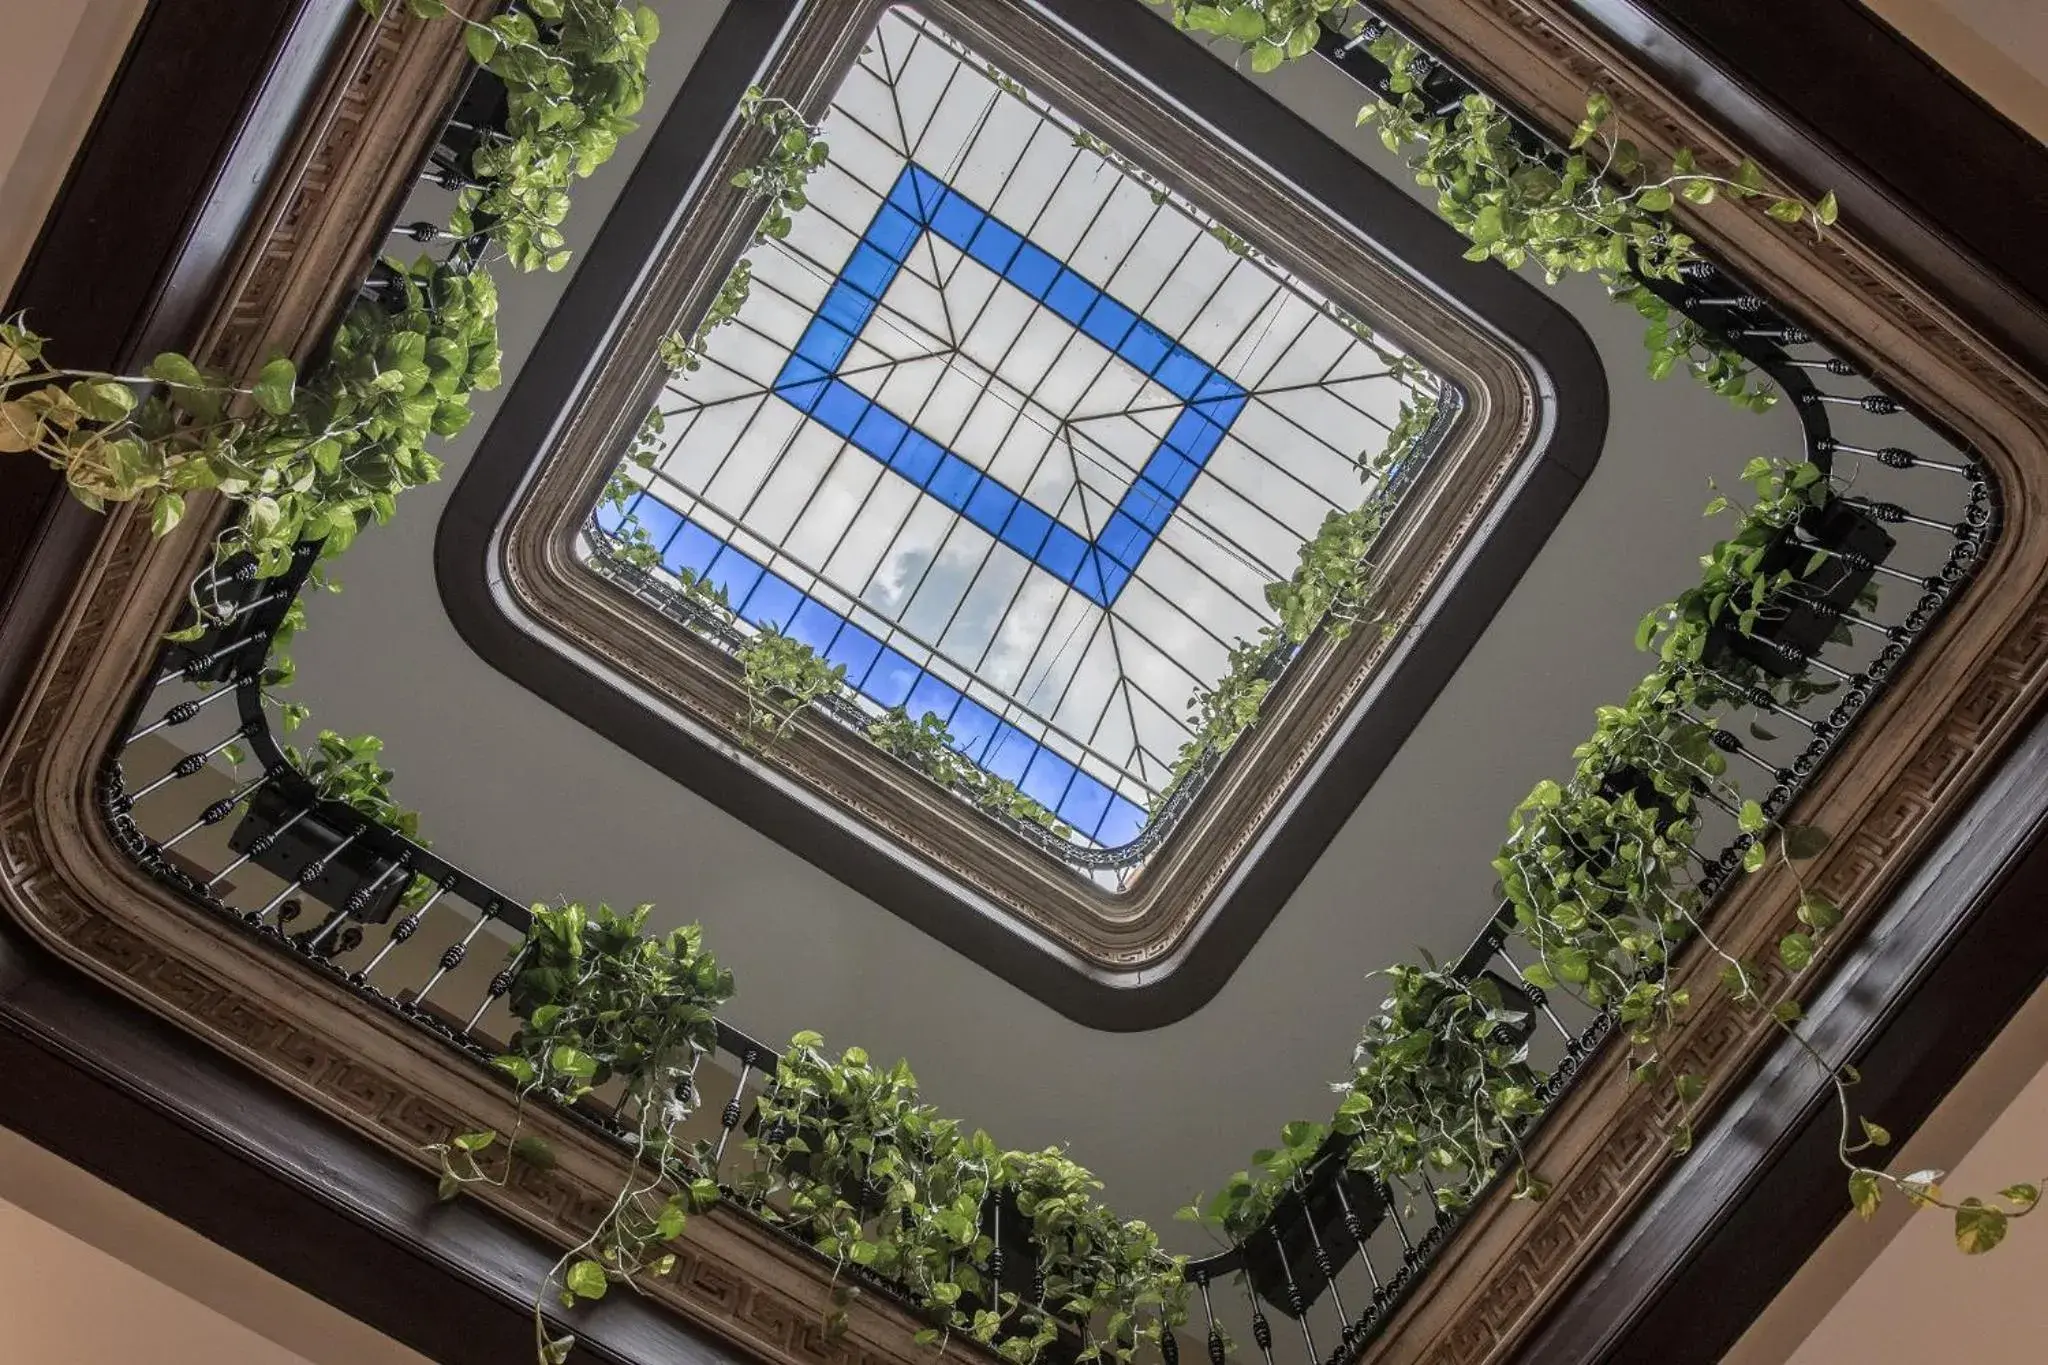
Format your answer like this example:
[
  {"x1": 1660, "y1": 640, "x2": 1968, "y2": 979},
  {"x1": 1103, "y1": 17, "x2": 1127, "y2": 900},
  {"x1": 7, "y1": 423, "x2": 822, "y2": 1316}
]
[
  {"x1": 1705, "y1": 501, "x2": 1894, "y2": 678},
  {"x1": 438, "y1": 67, "x2": 511, "y2": 171},
  {"x1": 228, "y1": 786, "x2": 407, "y2": 923},
  {"x1": 1243, "y1": 1134, "x2": 1388, "y2": 1317}
]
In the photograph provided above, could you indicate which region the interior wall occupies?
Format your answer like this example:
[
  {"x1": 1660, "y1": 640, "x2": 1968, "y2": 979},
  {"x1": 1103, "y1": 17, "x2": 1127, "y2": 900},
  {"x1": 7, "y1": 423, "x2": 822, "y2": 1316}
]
[
  {"x1": 1857, "y1": 0, "x2": 2048, "y2": 141},
  {"x1": 0, "y1": 0, "x2": 150, "y2": 299},
  {"x1": 0, "y1": 1127, "x2": 429, "y2": 1365},
  {"x1": 1726, "y1": 977, "x2": 2048, "y2": 1364}
]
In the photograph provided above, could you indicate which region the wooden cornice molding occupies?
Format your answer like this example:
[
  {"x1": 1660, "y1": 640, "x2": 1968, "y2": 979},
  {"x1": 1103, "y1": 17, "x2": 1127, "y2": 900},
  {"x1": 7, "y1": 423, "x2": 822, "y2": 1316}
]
[{"x1": 0, "y1": 4, "x2": 2045, "y2": 1365}]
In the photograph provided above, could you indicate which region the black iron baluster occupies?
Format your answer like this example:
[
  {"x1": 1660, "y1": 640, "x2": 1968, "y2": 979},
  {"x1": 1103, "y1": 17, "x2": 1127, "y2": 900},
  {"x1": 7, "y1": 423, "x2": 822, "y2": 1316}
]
[
  {"x1": 1845, "y1": 497, "x2": 1977, "y2": 539},
  {"x1": 354, "y1": 876, "x2": 452, "y2": 984},
  {"x1": 1267, "y1": 1224, "x2": 1319, "y2": 1363},
  {"x1": 416, "y1": 900, "x2": 503, "y2": 1005},
  {"x1": 1381, "y1": 1181, "x2": 1416, "y2": 1264},
  {"x1": 156, "y1": 771, "x2": 270, "y2": 851},
  {"x1": 1814, "y1": 436, "x2": 1972, "y2": 476},
  {"x1": 466, "y1": 942, "x2": 528, "y2": 1032},
  {"x1": 1797, "y1": 391, "x2": 1901, "y2": 415},
  {"x1": 251, "y1": 828, "x2": 363, "y2": 924},
  {"x1": 123, "y1": 722, "x2": 259, "y2": 805},
  {"x1": 714, "y1": 1050, "x2": 759, "y2": 1171},
  {"x1": 1195, "y1": 1270, "x2": 1227, "y2": 1365},
  {"x1": 125, "y1": 676, "x2": 250, "y2": 744},
  {"x1": 1332, "y1": 1181, "x2": 1383, "y2": 1310},
  {"x1": 1299, "y1": 1186, "x2": 1354, "y2": 1347},
  {"x1": 1243, "y1": 1273, "x2": 1276, "y2": 1365},
  {"x1": 206, "y1": 800, "x2": 311, "y2": 889}
]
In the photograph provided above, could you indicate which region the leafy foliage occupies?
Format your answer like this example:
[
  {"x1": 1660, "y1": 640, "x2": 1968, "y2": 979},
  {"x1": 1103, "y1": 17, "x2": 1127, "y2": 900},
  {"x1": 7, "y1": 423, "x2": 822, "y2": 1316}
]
[
  {"x1": 385, "y1": 0, "x2": 661, "y2": 273},
  {"x1": 290, "y1": 730, "x2": 422, "y2": 841},
  {"x1": 435, "y1": 902, "x2": 732, "y2": 1365},
  {"x1": 657, "y1": 88, "x2": 828, "y2": 375},
  {"x1": 3, "y1": 253, "x2": 497, "y2": 592},
  {"x1": 737, "y1": 628, "x2": 849, "y2": 747},
  {"x1": 1195, "y1": 464, "x2": 2030, "y2": 1250},
  {"x1": 745, "y1": 1034, "x2": 1188, "y2": 1364},
  {"x1": 867, "y1": 708, "x2": 1074, "y2": 839},
  {"x1": 1157, "y1": 2, "x2": 1834, "y2": 409},
  {"x1": 1154, "y1": 420, "x2": 1417, "y2": 809}
]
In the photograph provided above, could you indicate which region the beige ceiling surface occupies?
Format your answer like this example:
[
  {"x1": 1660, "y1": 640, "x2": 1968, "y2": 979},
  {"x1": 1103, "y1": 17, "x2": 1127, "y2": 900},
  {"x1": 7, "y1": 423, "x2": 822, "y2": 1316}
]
[{"x1": 0, "y1": 1128, "x2": 429, "y2": 1365}]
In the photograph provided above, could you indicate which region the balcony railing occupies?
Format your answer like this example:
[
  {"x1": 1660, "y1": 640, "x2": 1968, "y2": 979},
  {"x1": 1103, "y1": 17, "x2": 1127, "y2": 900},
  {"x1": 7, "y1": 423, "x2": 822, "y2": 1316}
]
[{"x1": 92, "y1": 11, "x2": 1991, "y2": 1365}]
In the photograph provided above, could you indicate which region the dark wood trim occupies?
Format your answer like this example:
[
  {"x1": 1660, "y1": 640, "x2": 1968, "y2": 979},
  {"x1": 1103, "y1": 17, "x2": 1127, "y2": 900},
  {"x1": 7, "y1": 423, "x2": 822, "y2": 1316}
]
[
  {"x1": 0, "y1": 0, "x2": 357, "y2": 746},
  {"x1": 1517, "y1": 702, "x2": 2048, "y2": 1363},
  {"x1": 433, "y1": 0, "x2": 1608, "y2": 1030},
  {"x1": 1633, "y1": 0, "x2": 2048, "y2": 308},
  {"x1": 1570, "y1": 0, "x2": 2048, "y2": 375},
  {"x1": 0, "y1": 918, "x2": 748, "y2": 1365}
]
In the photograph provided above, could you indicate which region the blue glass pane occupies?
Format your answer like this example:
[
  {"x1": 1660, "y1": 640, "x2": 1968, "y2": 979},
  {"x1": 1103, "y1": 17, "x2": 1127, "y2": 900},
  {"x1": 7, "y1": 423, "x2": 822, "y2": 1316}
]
[
  {"x1": 967, "y1": 217, "x2": 1023, "y2": 273},
  {"x1": 704, "y1": 546, "x2": 765, "y2": 605},
  {"x1": 1006, "y1": 242, "x2": 1060, "y2": 298},
  {"x1": 626, "y1": 494, "x2": 681, "y2": 547},
  {"x1": 964, "y1": 480, "x2": 1019, "y2": 537},
  {"x1": 946, "y1": 697, "x2": 1002, "y2": 763},
  {"x1": 1020, "y1": 747, "x2": 1077, "y2": 812},
  {"x1": 892, "y1": 432, "x2": 945, "y2": 486},
  {"x1": 740, "y1": 574, "x2": 803, "y2": 630},
  {"x1": 1044, "y1": 269, "x2": 1098, "y2": 325},
  {"x1": 982, "y1": 723, "x2": 1035, "y2": 783},
  {"x1": 906, "y1": 672, "x2": 961, "y2": 726},
  {"x1": 786, "y1": 598, "x2": 844, "y2": 654},
  {"x1": 866, "y1": 648, "x2": 921, "y2": 707},
  {"x1": 663, "y1": 522, "x2": 722, "y2": 576},
  {"x1": 1057, "y1": 776, "x2": 1114, "y2": 839},
  {"x1": 1096, "y1": 797, "x2": 1147, "y2": 848},
  {"x1": 825, "y1": 624, "x2": 884, "y2": 684},
  {"x1": 853, "y1": 405, "x2": 911, "y2": 462}
]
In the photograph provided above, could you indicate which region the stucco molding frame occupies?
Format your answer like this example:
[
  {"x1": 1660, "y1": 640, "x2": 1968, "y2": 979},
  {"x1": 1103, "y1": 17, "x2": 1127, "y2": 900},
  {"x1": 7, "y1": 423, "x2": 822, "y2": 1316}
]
[{"x1": 442, "y1": 0, "x2": 1608, "y2": 1028}]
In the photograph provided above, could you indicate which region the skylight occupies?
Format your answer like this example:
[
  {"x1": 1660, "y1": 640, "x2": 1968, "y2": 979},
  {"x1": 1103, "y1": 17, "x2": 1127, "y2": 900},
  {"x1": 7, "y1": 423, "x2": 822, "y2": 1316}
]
[{"x1": 590, "y1": 7, "x2": 1446, "y2": 868}]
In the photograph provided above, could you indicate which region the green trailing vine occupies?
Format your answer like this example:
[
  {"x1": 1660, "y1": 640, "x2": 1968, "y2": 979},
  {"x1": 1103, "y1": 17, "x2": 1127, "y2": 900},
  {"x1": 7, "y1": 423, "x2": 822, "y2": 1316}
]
[
  {"x1": 1157, "y1": 2, "x2": 1834, "y2": 410},
  {"x1": 431, "y1": 902, "x2": 733, "y2": 1365},
  {"x1": 1153, "y1": 419, "x2": 1416, "y2": 809},
  {"x1": 743, "y1": 1035, "x2": 1189, "y2": 1364},
  {"x1": 370, "y1": 0, "x2": 661, "y2": 273},
  {"x1": 737, "y1": 627, "x2": 850, "y2": 749},
  {"x1": 655, "y1": 87, "x2": 828, "y2": 377},
  {"x1": 867, "y1": 708, "x2": 1074, "y2": 839},
  {"x1": 49, "y1": 6, "x2": 2036, "y2": 1351},
  {"x1": 1188, "y1": 461, "x2": 2037, "y2": 1257}
]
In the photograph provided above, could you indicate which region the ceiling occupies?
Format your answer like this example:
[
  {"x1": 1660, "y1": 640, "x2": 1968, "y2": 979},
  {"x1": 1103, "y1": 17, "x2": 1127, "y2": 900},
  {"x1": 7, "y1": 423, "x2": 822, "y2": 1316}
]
[
  {"x1": 0, "y1": 1128, "x2": 427, "y2": 1365},
  {"x1": 279, "y1": 0, "x2": 1952, "y2": 1250}
]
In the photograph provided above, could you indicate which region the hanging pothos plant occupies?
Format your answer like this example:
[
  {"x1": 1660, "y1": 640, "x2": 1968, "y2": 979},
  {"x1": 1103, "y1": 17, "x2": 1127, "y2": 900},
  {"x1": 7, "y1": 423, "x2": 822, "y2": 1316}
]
[
  {"x1": 743, "y1": 1035, "x2": 1189, "y2": 1365},
  {"x1": 431, "y1": 901, "x2": 734, "y2": 1365}
]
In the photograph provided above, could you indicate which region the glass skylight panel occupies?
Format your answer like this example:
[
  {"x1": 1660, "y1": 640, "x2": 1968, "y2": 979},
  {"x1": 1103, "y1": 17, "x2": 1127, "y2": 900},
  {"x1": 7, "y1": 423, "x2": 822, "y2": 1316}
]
[{"x1": 591, "y1": 7, "x2": 1445, "y2": 864}]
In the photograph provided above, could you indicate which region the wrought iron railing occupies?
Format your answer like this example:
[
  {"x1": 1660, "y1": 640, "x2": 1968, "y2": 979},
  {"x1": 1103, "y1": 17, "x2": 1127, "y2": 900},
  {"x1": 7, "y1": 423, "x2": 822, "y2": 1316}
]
[{"x1": 94, "y1": 13, "x2": 1992, "y2": 1365}]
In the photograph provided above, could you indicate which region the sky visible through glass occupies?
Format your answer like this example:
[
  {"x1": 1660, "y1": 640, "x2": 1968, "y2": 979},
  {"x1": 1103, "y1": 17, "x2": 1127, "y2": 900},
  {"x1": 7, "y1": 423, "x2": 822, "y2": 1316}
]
[{"x1": 592, "y1": 7, "x2": 1442, "y2": 864}]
